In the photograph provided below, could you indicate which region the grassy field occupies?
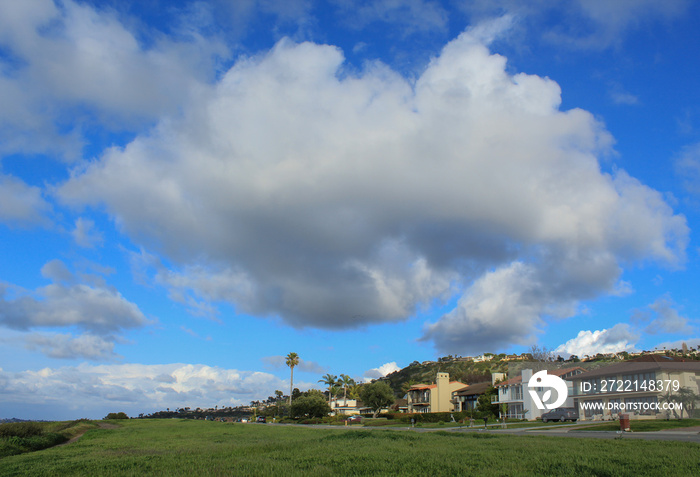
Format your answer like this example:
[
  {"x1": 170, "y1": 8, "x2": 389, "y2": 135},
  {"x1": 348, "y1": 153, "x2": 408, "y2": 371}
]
[{"x1": 1, "y1": 419, "x2": 699, "y2": 476}]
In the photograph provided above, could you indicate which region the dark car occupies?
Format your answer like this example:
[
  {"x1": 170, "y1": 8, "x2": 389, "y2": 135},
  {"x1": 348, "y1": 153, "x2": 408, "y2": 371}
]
[
  {"x1": 346, "y1": 415, "x2": 363, "y2": 423},
  {"x1": 541, "y1": 408, "x2": 578, "y2": 423},
  {"x1": 256, "y1": 416, "x2": 267, "y2": 423}
]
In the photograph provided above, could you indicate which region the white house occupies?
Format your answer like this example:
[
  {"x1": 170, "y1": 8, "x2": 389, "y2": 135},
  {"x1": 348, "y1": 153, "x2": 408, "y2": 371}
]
[{"x1": 493, "y1": 367, "x2": 585, "y2": 420}]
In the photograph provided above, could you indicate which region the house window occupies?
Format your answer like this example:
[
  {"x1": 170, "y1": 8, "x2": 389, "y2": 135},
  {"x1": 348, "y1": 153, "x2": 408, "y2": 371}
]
[
  {"x1": 583, "y1": 399, "x2": 604, "y2": 418},
  {"x1": 508, "y1": 403, "x2": 523, "y2": 419},
  {"x1": 624, "y1": 396, "x2": 658, "y2": 416},
  {"x1": 513, "y1": 385, "x2": 523, "y2": 401}
]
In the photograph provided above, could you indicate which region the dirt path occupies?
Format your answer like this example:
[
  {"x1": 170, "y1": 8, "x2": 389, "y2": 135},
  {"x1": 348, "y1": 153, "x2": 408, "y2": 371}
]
[{"x1": 58, "y1": 422, "x2": 119, "y2": 446}]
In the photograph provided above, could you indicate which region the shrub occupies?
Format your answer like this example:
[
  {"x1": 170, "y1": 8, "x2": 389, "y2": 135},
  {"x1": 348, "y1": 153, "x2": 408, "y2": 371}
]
[
  {"x1": 290, "y1": 394, "x2": 331, "y2": 419},
  {"x1": 104, "y1": 412, "x2": 129, "y2": 420},
  {"x1": 0, "y1": 422, "x2": 43, "y2": 438}
]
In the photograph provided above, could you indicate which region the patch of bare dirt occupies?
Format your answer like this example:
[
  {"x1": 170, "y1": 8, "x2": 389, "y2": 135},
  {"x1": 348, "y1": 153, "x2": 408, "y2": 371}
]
[{"x1": 57, "y1": 422, "x2": 119, "y2": 446}]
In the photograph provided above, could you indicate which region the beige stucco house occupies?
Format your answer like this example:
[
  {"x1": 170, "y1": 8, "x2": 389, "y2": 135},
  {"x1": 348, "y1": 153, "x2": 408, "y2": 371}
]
[{"x1": 407, "y1": 372, "x2": 465, "y2": 413}]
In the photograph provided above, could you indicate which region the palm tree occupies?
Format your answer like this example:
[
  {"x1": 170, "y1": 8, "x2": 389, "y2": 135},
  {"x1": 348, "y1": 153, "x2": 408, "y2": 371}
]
[
  {"x1": 286, "y1": 352, "x2": 300, "y2": 407},
  {"x1": 348, "y1": 382, "x2": 361, "y2": 400},
  {"x1": 339, "y1": 374, "x2": 355, "y2": 407},
  {"x1": 318, "y1": 373, "x2": 338, "y2": 405}
]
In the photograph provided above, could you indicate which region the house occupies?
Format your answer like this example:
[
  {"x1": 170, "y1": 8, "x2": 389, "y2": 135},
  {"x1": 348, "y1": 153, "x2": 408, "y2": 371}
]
[
  {"x1": 569, "y1": 357, "x2": 700, "y2": 420},
  {"x1": 329, "y1": 398, "x2": 362, "y2": 416},
  {"x1": 407, "y1": 372, "x2": 466, "y2": 413},
  {"x1": 330, "y1": 397, "x2": 398, "y2": 416},
  {"x1": 493, "y1": 367, "x2": 586, "y2": 420},
  {"x1": 451, "y1": 381, "x2": 492, "y2": 412}
]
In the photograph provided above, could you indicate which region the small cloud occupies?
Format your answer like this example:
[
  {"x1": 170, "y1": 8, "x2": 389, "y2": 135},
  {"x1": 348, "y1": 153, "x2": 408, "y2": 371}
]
[
  {"x1": 180, "y1": 326, "x2": 212, "y2": 341},
  {"x1": 363, "y1": 361, "x2": 400, "y2": 382},
  {"x1": 41, "y1": 259, "x2": 74, "y2": 284},
  {"x1": 611, "y1": 280, "x2": 634, "y2": 296},
  {"x1": 72, "y1": 217, "x2": 104, "y2": 248},
  {"x1": 0, "y1": 174, "x2": 52, "y2": 227},
  {"x1": 1, "y1": 261, "x2": 149, "y2": 334},
  {"x1": 675, "y1": 142, "x2": 700, "y2": 195},
  {"x1": 555, "y1": 323, "x2": 639, "y2": 357},
  {"x1": 609, "y1": 83, "x2": 639, "y2": 105},
  {"x1": 643, "y1": 296, "x2": 693, "y2": 335}
]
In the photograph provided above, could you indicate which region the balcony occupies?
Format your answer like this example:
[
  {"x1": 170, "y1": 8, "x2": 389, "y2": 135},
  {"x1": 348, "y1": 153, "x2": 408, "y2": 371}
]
[
  {"x1": 409, "y1": 393, "x2": 430, "y2": 405},
  {"x1": 491, "y1": 395, "x2": 500, "y2": 404}
]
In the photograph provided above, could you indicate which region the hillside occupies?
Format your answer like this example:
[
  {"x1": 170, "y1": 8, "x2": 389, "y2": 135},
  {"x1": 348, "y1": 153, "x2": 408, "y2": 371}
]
[{"x1": 378, "y1": 357, "x2": 510, "y2": 396}]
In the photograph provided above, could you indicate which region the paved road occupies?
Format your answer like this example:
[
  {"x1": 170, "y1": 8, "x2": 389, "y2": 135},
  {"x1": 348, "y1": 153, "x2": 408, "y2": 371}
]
[
  {"x1": 488, "y1": 427, "x2": 700, "y2": 443},
  {"x1": 267, "y1": 422, "x2": 700, "y2": 443}
]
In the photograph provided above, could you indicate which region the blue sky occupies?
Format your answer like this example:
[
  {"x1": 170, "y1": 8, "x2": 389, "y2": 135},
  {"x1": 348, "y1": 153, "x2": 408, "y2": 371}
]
[{"x1": 1, "y1": 0, "x2": 699, "y2": 420}]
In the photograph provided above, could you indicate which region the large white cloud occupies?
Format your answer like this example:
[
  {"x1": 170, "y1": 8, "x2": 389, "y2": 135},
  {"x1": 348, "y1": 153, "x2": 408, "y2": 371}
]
[
  {"x1": 58, "y1": 26, "x2": 687, "y2": 353},
  {"x1": 0, "y1": 363, "x2": 290, "y2": 420}
]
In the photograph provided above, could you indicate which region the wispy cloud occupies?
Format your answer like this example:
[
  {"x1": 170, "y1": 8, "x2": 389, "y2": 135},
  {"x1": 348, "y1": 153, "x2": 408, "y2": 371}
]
[{"x1": 261, "y1": 355, "x2": 327, "y2": 374}]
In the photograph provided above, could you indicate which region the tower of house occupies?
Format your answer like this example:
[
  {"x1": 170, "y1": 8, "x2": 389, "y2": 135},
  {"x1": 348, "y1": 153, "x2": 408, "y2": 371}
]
[{"x1": 436, "y1": 372, "x2": 450, "y2": 411}]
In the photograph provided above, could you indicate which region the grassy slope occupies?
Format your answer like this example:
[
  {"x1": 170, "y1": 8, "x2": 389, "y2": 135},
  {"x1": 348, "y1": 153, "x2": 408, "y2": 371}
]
[{"x1": 1, "y1": 419, "x2": 698, "y2": 476}]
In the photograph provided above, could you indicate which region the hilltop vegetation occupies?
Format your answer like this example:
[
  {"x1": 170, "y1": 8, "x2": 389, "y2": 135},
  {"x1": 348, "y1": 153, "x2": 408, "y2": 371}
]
[{"x1": 379, "y1": 356, "x2": 510, "y2": 396}]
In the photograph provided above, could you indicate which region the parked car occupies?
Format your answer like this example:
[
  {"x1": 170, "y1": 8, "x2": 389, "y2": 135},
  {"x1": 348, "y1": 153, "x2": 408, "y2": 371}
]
[
  {"x1": 346, "y1": 415, "x2": 363, "y2": 423},
  {"x1": 257, "y1": 416, "x2": 267, "y2": 423},
  {"x1": 541, "y1": 408, "x2": 578, "y2": 423}
]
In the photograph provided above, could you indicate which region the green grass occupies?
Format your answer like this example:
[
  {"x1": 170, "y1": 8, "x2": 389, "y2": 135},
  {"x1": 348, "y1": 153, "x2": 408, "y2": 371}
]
[
  {"x1": 1, "y1": 419, "x2": 699, "y2": 476},
  {"x1": 575, "y1": 418, "x2": 700, "y2": 432}
]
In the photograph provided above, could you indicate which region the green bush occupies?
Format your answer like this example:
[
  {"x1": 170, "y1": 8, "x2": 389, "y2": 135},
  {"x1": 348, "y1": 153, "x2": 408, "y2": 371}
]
[
  {"x1": 104, "y1": 412, "x2": 129, "y2": 420},
  {"x1": 0, "y1": 422, "x2": 43, "y2": 438},
  {"x1": 0, "y1": 430, "x2": 68, "y2": 458},
  {"x1": 290, "y1": 393, "x2": 331, "y2": 419}
]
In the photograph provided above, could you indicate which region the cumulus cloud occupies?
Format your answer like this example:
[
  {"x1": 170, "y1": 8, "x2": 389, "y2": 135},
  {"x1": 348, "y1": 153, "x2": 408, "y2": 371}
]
[
  {"x1": 363, "y1": 361, "x2": 401, "y2": 381},
  {"x1": 0, "y1": 260, "x2": 149, "y2": 334},
  {"x1": 57, "y1": 27, "x2": 687, "y2": 354},
  {"x1": 0, "y1": 174, "x2": 52, "y2": 227},
  {"x1": 0, "y1": 0, "x2": 223, "y2": 158},
  {"x1": 554, "y1": 323, "x2": 640, "y2": 357},
  {"x1": 0, "y1": 363, "x2": 288, "y2": 420}
]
